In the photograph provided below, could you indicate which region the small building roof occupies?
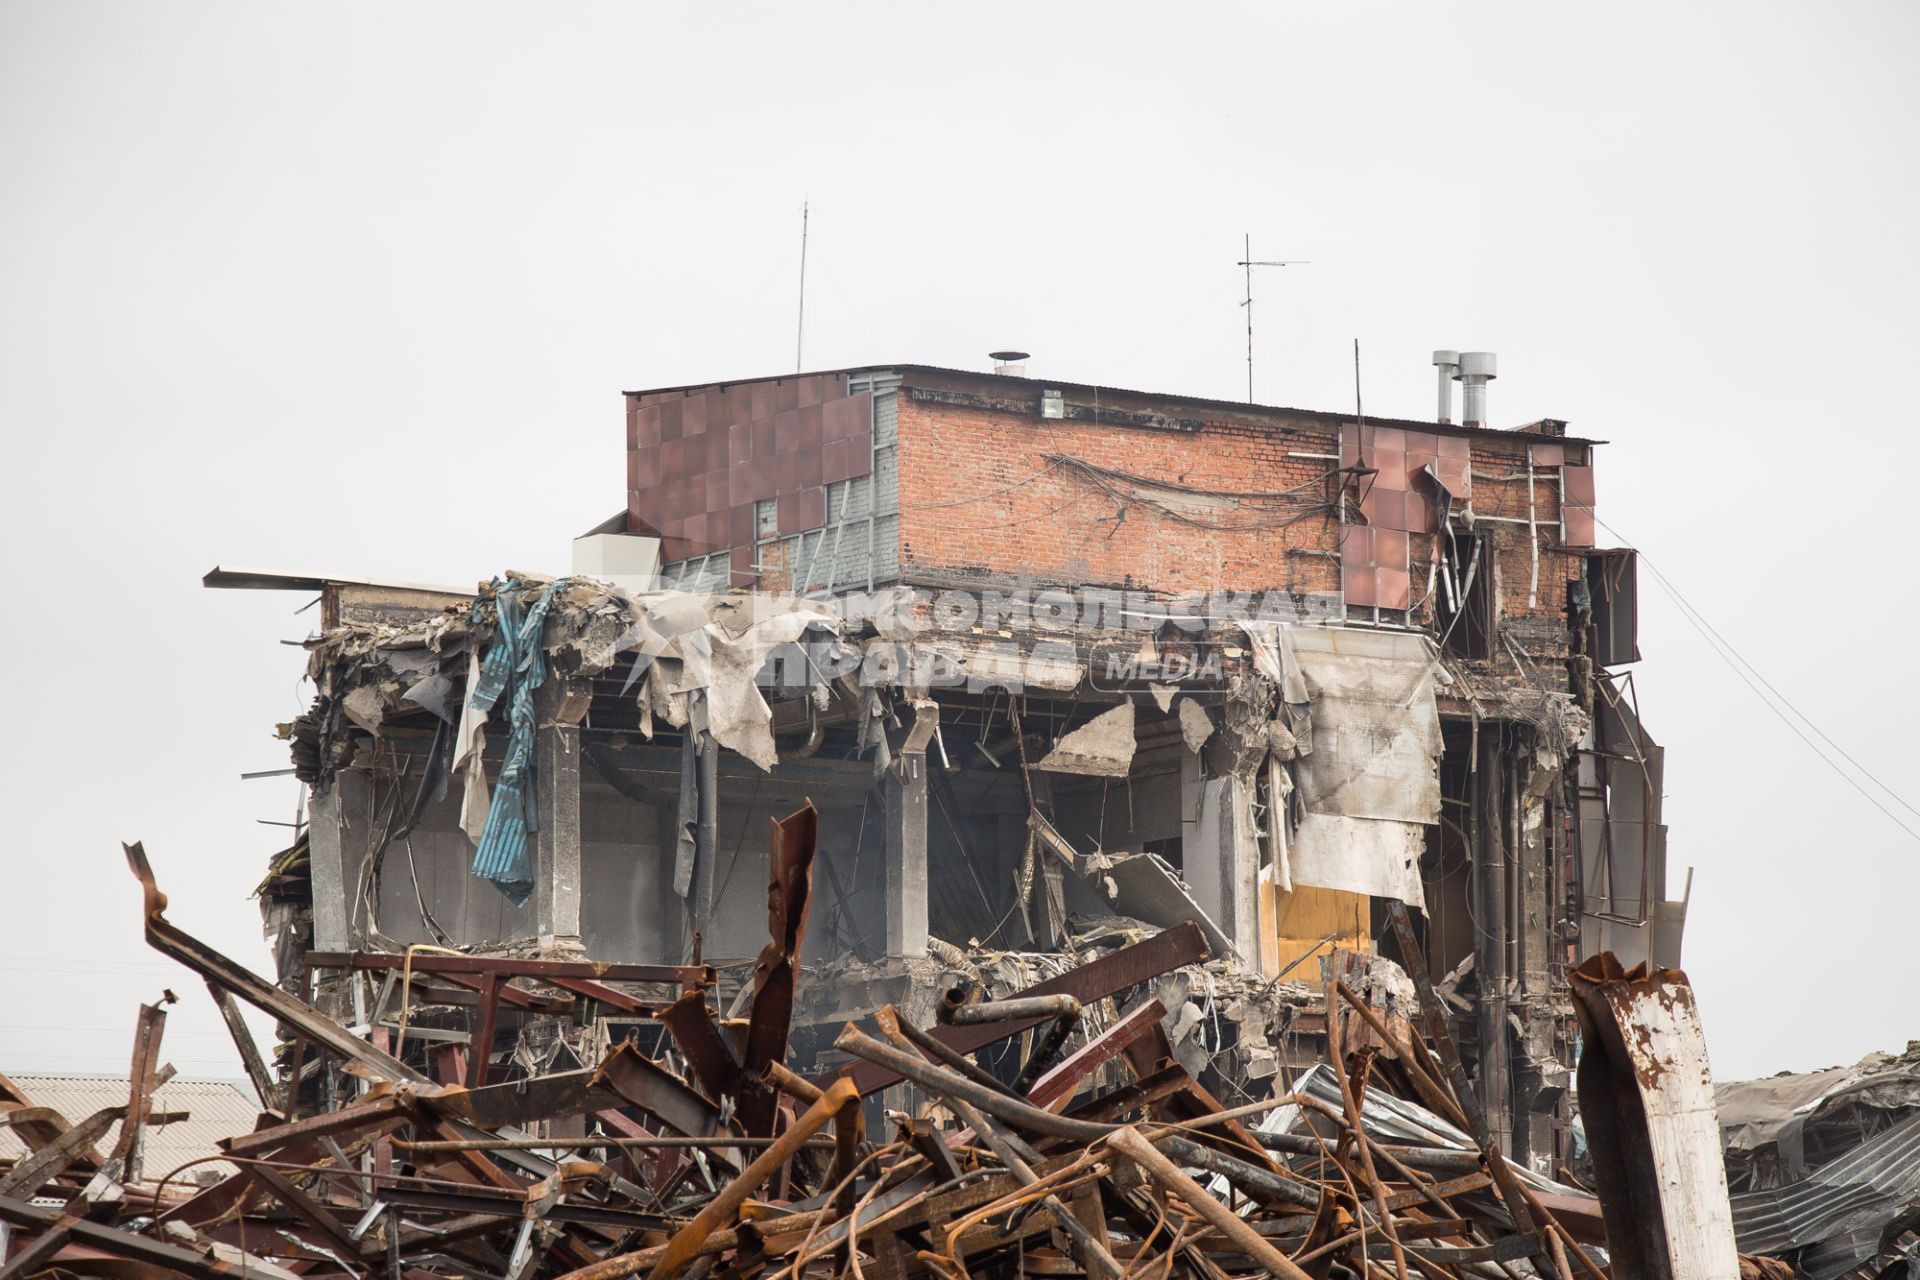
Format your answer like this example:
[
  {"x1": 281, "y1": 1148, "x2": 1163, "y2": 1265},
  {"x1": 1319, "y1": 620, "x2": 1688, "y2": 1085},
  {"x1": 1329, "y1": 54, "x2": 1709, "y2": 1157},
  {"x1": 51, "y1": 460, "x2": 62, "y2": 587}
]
[{"x1": 0, "y1": 1074, "x2": 261, "y2": 1184}]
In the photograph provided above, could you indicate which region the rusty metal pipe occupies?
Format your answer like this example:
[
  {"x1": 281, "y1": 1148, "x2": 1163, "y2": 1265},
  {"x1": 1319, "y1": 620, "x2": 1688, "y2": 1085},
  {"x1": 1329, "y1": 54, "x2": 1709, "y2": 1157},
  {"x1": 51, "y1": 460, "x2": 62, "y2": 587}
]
[
  {"x1": 642, "y1": 1077, "x2": 857, "y2": 1280},
  {"x1": 1105, "y1": 1126, "x2": 1315, "y2": 1280},
  {"x1": 758, "y1": 1060, "x2": 824, "y2": 1107},
  {"x1": 939, "y1": 994, "x2": 1082, "y2": 1026},
  {"x1": 836, "y1": 1024, "x2": 1112, "y2": 1143},
  {"x1": 876, "y1": 1005, "x2": 1021, "y2": 1101}
]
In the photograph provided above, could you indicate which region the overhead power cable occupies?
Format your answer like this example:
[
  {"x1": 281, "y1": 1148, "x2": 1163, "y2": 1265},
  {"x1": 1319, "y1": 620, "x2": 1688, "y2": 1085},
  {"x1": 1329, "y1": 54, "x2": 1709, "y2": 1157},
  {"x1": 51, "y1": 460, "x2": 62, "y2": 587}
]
[{"x1": 1596, "y1": 514, "x2": 1920, "y2": 844}]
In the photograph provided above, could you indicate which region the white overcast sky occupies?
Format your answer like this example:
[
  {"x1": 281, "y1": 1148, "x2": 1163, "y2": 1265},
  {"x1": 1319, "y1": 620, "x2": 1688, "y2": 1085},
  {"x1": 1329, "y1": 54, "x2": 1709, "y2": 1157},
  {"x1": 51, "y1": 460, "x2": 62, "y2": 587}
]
[{"x1": 2, "y1": 3, "x2": 1915, "y2": 1085}]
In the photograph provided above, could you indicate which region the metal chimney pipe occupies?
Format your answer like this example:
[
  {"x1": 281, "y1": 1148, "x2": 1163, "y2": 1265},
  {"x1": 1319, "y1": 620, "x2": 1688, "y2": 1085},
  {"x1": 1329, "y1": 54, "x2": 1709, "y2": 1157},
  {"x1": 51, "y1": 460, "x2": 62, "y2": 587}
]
[
  {"x1": 1432, "y1": 350, "x2": 1460, "y2": 423},
  {"x1": 1453, "y1": 351, "x2": 1497, "y2": 428},
  {"x1": 990, "y1": 349, "x2": 1030, "y2": 378}
]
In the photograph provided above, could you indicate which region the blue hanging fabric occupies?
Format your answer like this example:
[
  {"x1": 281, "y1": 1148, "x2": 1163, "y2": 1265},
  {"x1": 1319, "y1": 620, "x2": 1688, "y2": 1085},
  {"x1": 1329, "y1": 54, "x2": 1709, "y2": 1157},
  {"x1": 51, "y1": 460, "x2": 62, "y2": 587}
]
[{"x1": 468, "y1": 577, "x2": 572, "y2": 905}]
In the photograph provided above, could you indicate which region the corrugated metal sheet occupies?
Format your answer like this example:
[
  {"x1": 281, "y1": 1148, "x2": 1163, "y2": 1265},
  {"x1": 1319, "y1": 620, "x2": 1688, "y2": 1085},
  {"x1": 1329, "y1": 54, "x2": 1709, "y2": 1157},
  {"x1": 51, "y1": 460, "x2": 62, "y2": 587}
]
[
  {"x1": 1730, "y1": 1110, "x2": 1920, "y2": 1280},
  {"x1": 0, "y1": 1075, "x2": 259, "y2": 1182}
]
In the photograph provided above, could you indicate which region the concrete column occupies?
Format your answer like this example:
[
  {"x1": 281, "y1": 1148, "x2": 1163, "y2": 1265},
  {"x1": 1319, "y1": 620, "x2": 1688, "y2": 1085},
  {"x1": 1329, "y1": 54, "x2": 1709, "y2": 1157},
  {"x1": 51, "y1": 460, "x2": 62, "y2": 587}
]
[
  {"x1": 1181, "y1": 760, "x2": 1258, "y2": 968},
  {"x1": 883, "y1": 700, "x2": 938, "y2": 959},
  {"x1": 533, "y1": 686, "x2": 584, "y2": 949},
  {"x1": 307, "y1": 770, "x2": 372, "y2": 952}
]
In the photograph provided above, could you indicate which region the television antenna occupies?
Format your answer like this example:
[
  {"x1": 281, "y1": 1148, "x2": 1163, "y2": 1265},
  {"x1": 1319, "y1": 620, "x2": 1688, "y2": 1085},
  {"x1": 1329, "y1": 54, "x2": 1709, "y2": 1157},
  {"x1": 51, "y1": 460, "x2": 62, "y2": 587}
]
[{"x1": 1238, "y1": 232, "x2": 1309, "y2": 403}]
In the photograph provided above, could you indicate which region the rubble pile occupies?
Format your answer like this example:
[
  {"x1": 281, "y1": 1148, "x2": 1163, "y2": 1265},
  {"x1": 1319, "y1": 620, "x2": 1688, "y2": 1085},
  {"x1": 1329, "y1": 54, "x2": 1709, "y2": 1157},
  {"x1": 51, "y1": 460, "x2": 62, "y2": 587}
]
[{"x1": 0, "y1": 818, "x2": 1803, "y2": 1280}]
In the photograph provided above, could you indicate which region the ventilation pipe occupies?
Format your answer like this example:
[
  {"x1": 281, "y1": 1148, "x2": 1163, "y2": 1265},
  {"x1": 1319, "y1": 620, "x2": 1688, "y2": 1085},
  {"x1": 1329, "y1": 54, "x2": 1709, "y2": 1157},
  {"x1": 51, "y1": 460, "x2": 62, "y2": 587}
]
[
  {"x1": 1433, "y1": 350, "x2": 1460, "y2": 423},
  {"x1": 990, "y1": 349, "x2": 1030, "y2": 377},
  {"x1": 1454, "y1": 352, "x2": 1497, "y2": 428}
]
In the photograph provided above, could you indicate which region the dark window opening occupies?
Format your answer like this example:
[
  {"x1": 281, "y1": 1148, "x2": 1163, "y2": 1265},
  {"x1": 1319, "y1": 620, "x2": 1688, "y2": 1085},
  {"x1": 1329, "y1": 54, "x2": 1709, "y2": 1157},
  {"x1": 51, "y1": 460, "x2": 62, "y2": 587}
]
[{"x1": 1437, "y1": 532, "x2": 1495, "y2": 659}]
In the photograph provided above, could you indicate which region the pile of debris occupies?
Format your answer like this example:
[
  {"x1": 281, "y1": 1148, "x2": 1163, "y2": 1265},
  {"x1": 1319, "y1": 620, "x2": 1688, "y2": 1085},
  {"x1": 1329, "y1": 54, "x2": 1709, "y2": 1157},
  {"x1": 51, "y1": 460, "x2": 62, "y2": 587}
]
[
  {"x1": 1719, "y1": 1043, "x2": 1920, "y2": 1280},
  {"x1": 2, "y1": 813, "x2": 1775, "y2": 1280}
]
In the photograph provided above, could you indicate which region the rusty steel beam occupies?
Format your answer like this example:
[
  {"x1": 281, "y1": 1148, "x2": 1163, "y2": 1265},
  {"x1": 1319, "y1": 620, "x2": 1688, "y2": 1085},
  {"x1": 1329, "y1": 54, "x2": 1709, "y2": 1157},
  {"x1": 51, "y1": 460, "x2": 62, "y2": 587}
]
[
  {"x1": 107, "y1": 999, "x2": 169, "y2": 1184},
  {"x1": 739, "y1": 803, "x2": 818, "y2": 1137},
  {"x1": 844, "y1": 919, "x2": 1210, "y2": 1095},
  {"x1": 0, "y1": 1107, "x2": 124, "y2": 1199},
  {"x1": 1571, "y1": 953, "x2": 1740, "y2": 1280},
  {"x1": 0, "y1": 1196, "x2": 236, "y2": 1280},
  {"x1": 124, "y1": 842, "x2": 426, "y2": 1084},
  {"x1": 1028, "y1": 996, "x2": 1166, "y2": 1112},
  {"x1": 304, "y1": 951, "x2": 711, "y2": 989},
  {"x1": 590, "y1": 1042, "x2": 741, "y2": 1172}
]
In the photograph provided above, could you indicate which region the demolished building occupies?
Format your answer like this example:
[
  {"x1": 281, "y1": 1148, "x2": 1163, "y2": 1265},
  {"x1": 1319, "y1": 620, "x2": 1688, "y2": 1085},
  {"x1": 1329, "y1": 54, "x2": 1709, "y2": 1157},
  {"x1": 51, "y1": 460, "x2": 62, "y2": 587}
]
[{"x1": 211, "y1": 352, "x2": 1684, "y2": 1180}]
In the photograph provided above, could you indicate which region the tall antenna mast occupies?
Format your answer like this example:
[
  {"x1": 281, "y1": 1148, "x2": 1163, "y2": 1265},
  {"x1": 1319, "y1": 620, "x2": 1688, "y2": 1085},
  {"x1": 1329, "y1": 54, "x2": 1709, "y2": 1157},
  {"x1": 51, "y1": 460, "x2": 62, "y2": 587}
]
[
  {"x1": 1237, "y1": 233, "x2": 1309, "y2": 403},
  {"x1": 794, "y1": 201, "x2": 809, "y2": 373}
]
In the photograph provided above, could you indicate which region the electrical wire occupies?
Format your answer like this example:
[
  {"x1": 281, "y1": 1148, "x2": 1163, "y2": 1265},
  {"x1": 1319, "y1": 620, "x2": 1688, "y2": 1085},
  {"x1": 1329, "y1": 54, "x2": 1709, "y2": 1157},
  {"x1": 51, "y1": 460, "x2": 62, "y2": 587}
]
[{"x1": 1595, "y1": 514, "x2": 1920, "y2": 844}]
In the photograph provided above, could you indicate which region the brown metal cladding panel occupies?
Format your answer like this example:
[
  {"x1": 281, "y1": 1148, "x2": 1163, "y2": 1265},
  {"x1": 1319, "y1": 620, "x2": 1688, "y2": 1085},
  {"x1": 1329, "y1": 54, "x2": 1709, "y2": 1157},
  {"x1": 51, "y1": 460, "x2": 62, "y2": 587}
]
[
  {"x1": 1405, "y1": 489, "x2": 1435, "y2": 533},
  {"x1": 628, "y1": 449, "x2": 659, "y2": 490},
  {"x1": 730, "y1": 544, "x2": 754, "y2": 586},
  {"x1": 634, "y1": 404, "x2": 662, "y2": 450},
  {"x1": 1371, "y1": 489, "x2": 1408, "y2": 531},
  {"x1": 776, "y1": 492, "x2": 801, "y2": 536},
  {"x1": 1377, "y1": 566, "x2": 1411, "y2": 610},
  {"x1": 682, "y1": 392, "x2": 709, "y2": 438},
  {"x1": 749, "y1": 455, "x2": 775, "y2": 496},
  {"x1": 1341, "y1": 525, "x2": 1374, "y2": 568},
  {"x1": 658, "y1": 398, "x2": 683, "y2": 442},
  {"x1": 1343, "y1": 564, "x2": 1378, "y2": 606},
  {"x1": 775, "y1": 378, "x2": 800, "y2": 413},
  {"x1": 1373, "y1": 444, "x2": 1406, "y2": 488},
  {"x1": 660, "y1": 535, "x2": 693, "y2": 562},
  {"x1": 822, "y1": 393, "x2": 855, "y2": 442},
  {"x1": 1564, "y1": 508, "x2": 1596, "y2": 547},
  {"x1": 1438, "y1": 433, "x2": 1470, "y2": 459},
  {"x1": 627, "y1": 490, "x2": 648, "y2": 532},
  {"x1": 683, "y1": 512, "x2": 707, "y2": 549},
  {"x1": 849, "y1": 428, "x2": 872, "y2": 463},
  {"x1": 773, "y1": 408, "x2": 800, "y2": 452},
  {"x1": 1374, "y1": 425, "x2": 1405, "y2": 452},
  {"x1": 776, "y1": 450, "x2": 800, "y2": 495},
  {"x1": 1341, "y1": 424, "x2": 1368, "y2": 469},
  {"x1": 1530, "y1": 441, "x2": 1565, "y2": 467},
  {"x1": 751, "y1": 418, "x2": 776, "y2": 459},
  {"x1": 1376, "y1": 527, "x2": 1409, "y2": 569},
  {"x1": 686, "y1": 472, "x2": 707, "y2": 515},
  {"x1": 729, "y1": 421, "x2": 751, "y2": 462},
  {"x1": 729, "y1": 503, "x2": 755, "y2": 547},
  {"x1": 707, "y1": 468, "x2": 729, "y2": 509},
  {"x1": 796, "y1": 445, "x2": 822, "y2": 490},
  {"x1": 798, "y1": 402, "x2": 824, "y2": 452},
  {"x1": 1434, "y1": 456, "x2": 1470, "y2": 495},
  {"x1": 795, "y1": 485, "x2": 826, "y2": 530},
  {"x1": 749, "y1": 381, "x2": 776, "y2": 420},
  {"x1": 1358, "y1": 483, "x2": 1378, "y2": 523},
  {"x1": 721, "y1": 382, "x2": 754, "y2": 426},
  {"x1": 1563, "y1": 464, "x2": 1596, "y2": 506},
  {"x1": 729, "y1": 460, "x2": 752, "y2": 504},
  {"x1": 707, "y1": 428, "x2": 732, "y2": 473},
  {"x1": 822, "y1": 437, "x2": 854, "y2": 485}
]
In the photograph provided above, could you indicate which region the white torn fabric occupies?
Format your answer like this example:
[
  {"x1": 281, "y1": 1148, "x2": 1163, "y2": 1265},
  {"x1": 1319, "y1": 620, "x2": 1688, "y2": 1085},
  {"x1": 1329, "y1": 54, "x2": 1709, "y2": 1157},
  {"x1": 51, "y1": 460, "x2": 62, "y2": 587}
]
[
  {"x1": 1178, "y1": 697, "x2": 1214, "y2": 753},
  {"x1": 1265, "y1": 755, "x2": 1294, "y2": 892},
  {"x1": 1285, "y1": 628, "x2": 1442, "y2": 825},
  {"x1": 1037, "y1": 701, "x2": 1137, "y2": 776},
  {"x1": 451, "y1": 646, "x2": 490, "y2": 844},
  {"x1": 702, "y1": 605, "x2": 834, "y2": 771},
  {"x1": 1290, "y1": 811, "x2": 1427, "y2": 908}
]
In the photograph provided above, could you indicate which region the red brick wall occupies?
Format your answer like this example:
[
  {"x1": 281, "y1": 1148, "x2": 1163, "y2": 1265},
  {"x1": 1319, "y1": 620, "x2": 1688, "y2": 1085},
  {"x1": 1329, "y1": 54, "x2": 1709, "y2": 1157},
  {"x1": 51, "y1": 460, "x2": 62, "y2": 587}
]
[
  {"x1": 893, "y1": 395, "x2": 1348, "y2": 598},
  {"x1": 890, "y1": 390, "x2": 1593, "y2": 658}
]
